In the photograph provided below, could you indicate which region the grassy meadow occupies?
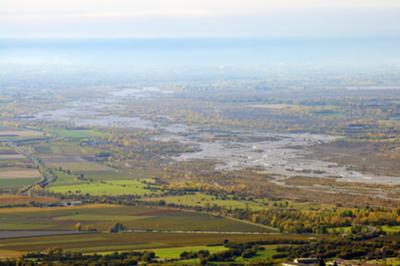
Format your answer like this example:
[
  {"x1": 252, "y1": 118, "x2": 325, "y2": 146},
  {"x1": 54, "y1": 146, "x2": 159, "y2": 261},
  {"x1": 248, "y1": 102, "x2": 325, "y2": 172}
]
[
  {"x1": 48, "y1": 179, "x2": 154, "y2": 196},
  {"x1": 146, "y1": 192, "x2": 268, "y2": 211},
  {"x1": 52, "y1": 128, "x2": 107, "y2": 139}
]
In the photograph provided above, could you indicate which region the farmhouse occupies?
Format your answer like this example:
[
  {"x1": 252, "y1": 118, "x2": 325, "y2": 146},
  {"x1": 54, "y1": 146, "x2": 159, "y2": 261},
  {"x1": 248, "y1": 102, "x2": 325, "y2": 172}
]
[
  {"x1": 63, "y1": 201, "x2": 83, "y2": 207},
  {"x1": 282, "y1": 258, "x2": 319, "y2": 266}
]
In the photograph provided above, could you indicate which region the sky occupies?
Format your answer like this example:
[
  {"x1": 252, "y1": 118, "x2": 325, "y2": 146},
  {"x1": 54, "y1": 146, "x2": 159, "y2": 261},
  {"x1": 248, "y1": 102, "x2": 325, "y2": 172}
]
[{"x1": 1, "y1": 0, "x2": 400, "y2": 38}]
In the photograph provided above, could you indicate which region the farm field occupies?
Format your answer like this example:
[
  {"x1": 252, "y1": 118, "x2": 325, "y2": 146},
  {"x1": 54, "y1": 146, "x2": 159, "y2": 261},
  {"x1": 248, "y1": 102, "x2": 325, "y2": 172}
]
[
  {"x1": 34, "y1": 141, "x2": 97, "y2": 156},
  {"x1": 0, "y1": 249, "x2": 23, "y2": 259},
  {"x1": 381, "y1": 225, "x2": 400, "y2": 234},
  {"x1": 52, "y1": 128, "x2": 107, "y2": 139},
  {"x1": 0, "y1": 194, "x2": 57, "y2": 206},
  {"x1": 0, "y1": 145, "x2": 42, "y2": 190},
  {"x1": 0, "y1": 178, "x2": 40, "y2": 189},
  {"x1": 0, "y1": 147, "x2": 31, "y2": 166},
  {"x1": 367, "y1": 258, "x2": 400, "y2": 266},
  {"x1": 0, "y1": 168, "x2": 41, "y2": 189},
  {"x1": 47, "y1": 170, "x2": 85, "y2": 186},
  {"x1": 47, "y1": 179, "x2": 158, "y2": 196},
  {"x1": 0, "y1": 168, "x2": 41, "y2": 179},
  {"x1": 46, "y1": 162, "x2": 113, "y2": 173},
  {"x1": 146, "y1": 193, "x2": 268, "y2": 211},
  {"x1": 45, "y1": 160, "x2": 141, "y2": 182},
  {"x1": 235, "y1": 245, "x2": 278, "y2": 263},
  {"x1": 95, "y1": 245, "x2": 229, "y2": 259},
  {"x1": 34, "y1": 140, "x2": 163, "y2": 183},
  {"x1": 148, "y1": 245, "x2": 228, "y2": 259},
  {"x1": 0, "y1": 204, "x2": 272, "y2": 232},
  {"x1": 0, "y1": 154, "x2": 24, "y2": 160},
  {"x1": 0, "y1": 127, "x2": 44, "y2": 140},
  {"x1": 326, "y1": 226, "x2": 352, "y2": 234},
  {"x1": 0, "y1": 231, "x2": 310, "y2": 257},
  {"x1": 0, "y1": 146, "x2": 42, "y2": 190}
]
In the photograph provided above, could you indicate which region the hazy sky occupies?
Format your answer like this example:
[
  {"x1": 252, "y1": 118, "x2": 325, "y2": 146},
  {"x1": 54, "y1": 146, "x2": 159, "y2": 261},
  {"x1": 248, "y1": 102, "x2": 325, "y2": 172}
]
[{"x1": 1, "y1": 0, "x2": 400, "y2": 38}]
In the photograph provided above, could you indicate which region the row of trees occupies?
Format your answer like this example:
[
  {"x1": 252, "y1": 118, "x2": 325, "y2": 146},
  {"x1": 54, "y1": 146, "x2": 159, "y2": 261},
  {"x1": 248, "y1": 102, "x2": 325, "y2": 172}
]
[
  {"x1": 245, "y1": 208, "x2": 400, "y2": 233},
  {"x1": 276, "y1": 236, "x2": 400, "y2": 260},
  {"x1": 16, "y1": 248, "x2": 155, "y2": 266}
]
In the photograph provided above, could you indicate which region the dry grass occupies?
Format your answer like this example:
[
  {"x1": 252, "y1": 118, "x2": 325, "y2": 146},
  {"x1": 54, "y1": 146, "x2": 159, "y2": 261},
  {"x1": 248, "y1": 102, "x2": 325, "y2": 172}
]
[
  {"x1": 46, "y1": 162, "x2": 112, "y2": 172},
  {"x1": 0, "y1": 204, "x2": 118, "y2": 214},
  {"x1": 0, "y1": 249, "x2": 23, "y2": 258},
  {"x1": 0, "y1": 169, "x2": 41, "y2": 179},
  {"x1": 0, "y1": 194, "x2": 57, "y2": 205},
  {"x1": 0, "y1": 154, "x2": 25, "y2": 159},
  {"x1": 0, "y1": 130, "x2": 42, "y2": 137},
  {"x1": 248, "y1": 104, "x2": 291, "y2": 109}
]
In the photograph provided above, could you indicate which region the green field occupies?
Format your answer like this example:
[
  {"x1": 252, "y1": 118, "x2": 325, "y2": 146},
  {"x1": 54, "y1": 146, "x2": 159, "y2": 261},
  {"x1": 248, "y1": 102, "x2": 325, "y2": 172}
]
[
  {"x1": 381, "y1": 225, "x2": 400, "y2": 234},
  {"x1": 35, "y1": 139, "x2": 165, "y2": 193},
  {"x1": 86, "y1": 245, "x2": 227, "y2": 260},
  {"x1": 49, "y1": 170, "x2": 85, "y2": 186},
  {"x1": 34, "y1": 141, "x2": 96, "y2": 156},
  {"x1": 326, "y1": 226, "x2": 352, "y2": 234},
  {"x1": 35, "y1": 139, "x2": 161, "y2": 183},
  {"x1": 235, "y1": 245, "x2": 278, "y2": 263},
  {"x1": 47, "y1": 162, "x2": 146, "y2": 182},
  {"x1": 47, "y1": 179, "x2": 158, "y2": 196},
  {"x1": 73, "y1": 169, "x2": 142, "y2": 181},
  {"x1": 53, "y1": 128, "x2": 107, "y2": 139},
  {"x1": 0, "y1": 204, "x2": 271, "y2": 232},
  {"x1": 47, "y1": 162, "x2": 112, "y2": 172},
  {"x1": 0, "y1": 177, "x2": 40, "y2": 189},
  {"x1": 152, "y1": 245, "x2": 228, "y2": 259},
  {"x1": 92, "y1": 245, "x2": 228, "y2": 261},
  {"x1": 147, "y1": 192, "x2": 268, "y2": 211},
  {"x1": 367, "y1": 258, "x2": 400, "y2": 266}
]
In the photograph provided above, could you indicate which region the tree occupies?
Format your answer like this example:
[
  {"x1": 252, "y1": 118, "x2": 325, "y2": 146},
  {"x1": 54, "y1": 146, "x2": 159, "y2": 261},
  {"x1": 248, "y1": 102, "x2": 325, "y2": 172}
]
[
  {"x1": 180, "y1": 251, "x2": 190, "y2": 259},
  {"x1": 75, "y1": 222, "x2": 82, "y2": 231},
  {"x1": 141, "y1": 251, "x2": 155, "y2": 262},
  {"x1": 109, "y1": 222, "x2": 126, "y2": 233}
]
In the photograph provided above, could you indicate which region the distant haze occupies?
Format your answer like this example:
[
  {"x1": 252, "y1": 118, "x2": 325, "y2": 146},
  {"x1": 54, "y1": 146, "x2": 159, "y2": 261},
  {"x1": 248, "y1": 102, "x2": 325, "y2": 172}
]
[
  {"x1": 1, "y1": 38, "x2": 400, "y2": 67},
  {"x1": 1, "y1": 0, "x2": 400, "y2": 38},
  {"x1": 1, "y1": 1, "x2": 400, "y2": 82}
]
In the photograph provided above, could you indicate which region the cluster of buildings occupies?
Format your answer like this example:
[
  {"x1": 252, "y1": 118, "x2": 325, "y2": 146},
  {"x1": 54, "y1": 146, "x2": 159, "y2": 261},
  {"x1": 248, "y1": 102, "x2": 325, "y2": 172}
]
[
  {"x1": 283, "y1": 258, "x2": 380, "y2": 266},
  {"x1": 47, "y1": 201, "x2": 83, "y2": 207}
]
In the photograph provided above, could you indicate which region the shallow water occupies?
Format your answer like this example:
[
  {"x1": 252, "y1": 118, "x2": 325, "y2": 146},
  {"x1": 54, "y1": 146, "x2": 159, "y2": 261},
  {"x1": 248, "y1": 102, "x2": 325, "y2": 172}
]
[{"x1": 32, "y1": 93, "x2": 400, "y2": 185}]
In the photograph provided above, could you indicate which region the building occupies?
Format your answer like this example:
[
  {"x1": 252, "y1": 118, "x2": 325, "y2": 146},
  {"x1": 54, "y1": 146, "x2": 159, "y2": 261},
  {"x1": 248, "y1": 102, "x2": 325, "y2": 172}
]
[{"x1": 282, "y1": 258, "x2": 319, "y2": 266}]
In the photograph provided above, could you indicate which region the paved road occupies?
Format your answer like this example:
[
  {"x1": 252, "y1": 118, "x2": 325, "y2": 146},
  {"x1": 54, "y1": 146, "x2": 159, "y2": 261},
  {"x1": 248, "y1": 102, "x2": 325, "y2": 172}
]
[{"x1": 8, "y1": 143, "x2": 56, "y2": 193}]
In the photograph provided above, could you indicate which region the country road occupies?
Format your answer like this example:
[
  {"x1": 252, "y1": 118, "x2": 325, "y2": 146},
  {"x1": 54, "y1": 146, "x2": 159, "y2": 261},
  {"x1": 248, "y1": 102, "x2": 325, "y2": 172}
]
[
  {"x1": 8, "y1": 142, "x2": 56, "y2": 193},
  {"x1": 122, "y1": 229, "x2": 276, "y2": 235}
]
